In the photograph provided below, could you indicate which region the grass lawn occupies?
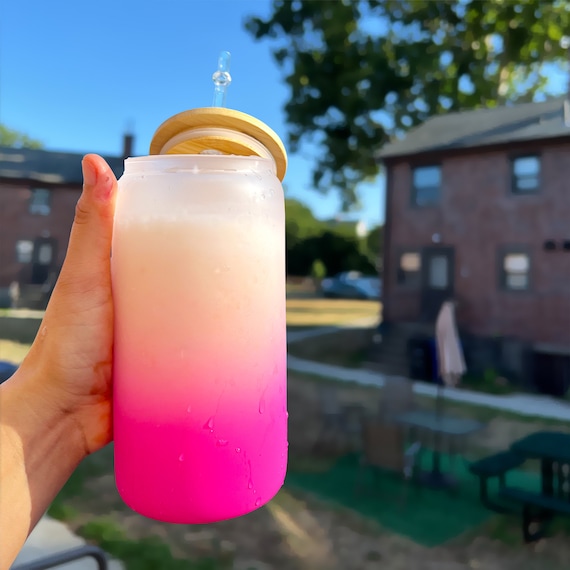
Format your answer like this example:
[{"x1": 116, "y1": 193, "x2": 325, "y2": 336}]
[
  {"x1": 286, "y1": 297, "x2": 380, "y2": 329},
  {"x1": 0, "y1": 339, "x2": 31, "y2": 364},
  {"x1": 287, "y1": 326, "x2": 376, "y2": 368}
]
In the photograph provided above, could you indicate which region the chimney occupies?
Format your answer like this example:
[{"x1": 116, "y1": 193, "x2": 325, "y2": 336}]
[{"x1": 122, "y1": 132, "x2": 134, "y2": 159}]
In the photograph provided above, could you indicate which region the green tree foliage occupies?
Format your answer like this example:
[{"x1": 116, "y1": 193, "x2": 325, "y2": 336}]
[
  {"x1": 0, "y1": 124, "x2": 43, "y2": 149},
  {"x1": 365, "y1": 225, "x2": 384, "y2": 270},
  {"x1": 285, "y1": 198, "x2": 380, "y2": 276},
  {"x1": 247, "y1": 0, "x2": 570, "y2": 204},
  {"x1": 285, "y1": 198, "x2": 324, "y2": 249},
  {"x1": 310, "y1": 259, "x2": 327, "y2": 280}
]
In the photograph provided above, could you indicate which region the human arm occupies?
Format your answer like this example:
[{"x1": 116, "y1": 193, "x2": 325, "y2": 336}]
[{"x1": 0, "y1": 155, "x2": 117, "y2": 568}]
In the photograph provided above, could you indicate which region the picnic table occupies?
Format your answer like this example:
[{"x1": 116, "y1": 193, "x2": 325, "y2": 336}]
[
  {"x1": 500, "y1": 431, "x2": 570, "y2": 542},
  {"x1": 393, "y1": 409, "x2": 484, "y2": 488},
  {"x1": 510, "y1": 431, "x2": 570, "y2": 495}
]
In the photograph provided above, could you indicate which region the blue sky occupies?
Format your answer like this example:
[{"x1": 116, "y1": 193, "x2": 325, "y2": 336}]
[
  {"x1": 2, "y1": 1, "x2": 568, "y2": 229},
  {"x1": 0, "y1": 0, "x2": 383, "y2": 227}
]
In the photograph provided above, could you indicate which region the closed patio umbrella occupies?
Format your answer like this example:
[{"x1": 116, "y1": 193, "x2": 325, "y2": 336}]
[
  {"x1": 426, "y1": 300, "x2": 467, "y2": 487},
  {"x1": 435, "y1": 300, "x2": 466, "y2": 389}
]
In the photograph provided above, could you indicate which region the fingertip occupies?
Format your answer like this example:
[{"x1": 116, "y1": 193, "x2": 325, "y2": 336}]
[
  {"x1": 82, "y1": 154, "x2": 117, "y2": 203},
  {"x1": 82, "y1": 156, "x2": 97, "y2": 187}
]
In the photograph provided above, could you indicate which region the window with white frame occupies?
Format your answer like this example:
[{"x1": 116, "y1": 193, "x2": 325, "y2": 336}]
[
  {"x1": 15, "y1": 240, "x2": 34, "y2": 263},
  {"x1": 501, "y1": 252, "x2": 530, "y2": 291},
  {"x1": 412, "y1": 165, "x2": 441, "y2": 206},
  {"x1": 397, "y1": 251, "x2": 422, "y2": 287},
  {"x1": 29, "y1": 188, "x2": 51, "y2": 215},
  {"x1": 512, "y1": 156, "x2": 540, "y2": 194}
]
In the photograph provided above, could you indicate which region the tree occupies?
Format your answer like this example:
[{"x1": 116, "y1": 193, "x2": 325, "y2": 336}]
[
  {"x1": 284, "y1": 197, "x2": 378, "y2": 275},
  {"x1": 0, "y1": 124, "x2": 43, "y2": 149},
  {"x1": 247, "y1": 0, "x2": 570, "y2": 205},
  {"x1": 285, "y1": 198, "x2": 324, "y2": 249},
  {"x1": 365, "y1": 225, "x2": 384, "y2": 271}
]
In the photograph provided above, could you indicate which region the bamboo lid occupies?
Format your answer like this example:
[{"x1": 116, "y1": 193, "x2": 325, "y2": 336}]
[{"x1": 149, "y1": 107, "x2": 287, "y2": 181}]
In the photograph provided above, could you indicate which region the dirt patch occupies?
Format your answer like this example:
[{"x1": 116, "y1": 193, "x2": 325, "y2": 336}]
[{"x1": 61, "y1": 373, "x2": 570, "y2": 570}]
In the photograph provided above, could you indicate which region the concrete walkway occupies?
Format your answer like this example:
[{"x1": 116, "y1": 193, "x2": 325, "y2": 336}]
[{"x1": 287, "y1": 325, "x2": 570, "y2": 422}]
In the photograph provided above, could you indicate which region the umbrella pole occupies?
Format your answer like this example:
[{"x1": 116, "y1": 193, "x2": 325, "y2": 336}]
[
  {"x1": 436, "y1": 381, "x2": 446, "y2": 417},
  {"x1": 433, "y1": 381, "x2": 446, "y2": 477},
  {"x1": 420, "y1": 379, "x2": 448, "y2": 487}
]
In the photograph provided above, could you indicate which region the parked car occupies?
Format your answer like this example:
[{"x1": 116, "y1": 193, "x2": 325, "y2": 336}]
[
  {"x1": 320, "y1": 272, "x2": 382, "y2": 300},
  {"x1": 0, "y1": 360, "x2": 18, "y2": 384}
]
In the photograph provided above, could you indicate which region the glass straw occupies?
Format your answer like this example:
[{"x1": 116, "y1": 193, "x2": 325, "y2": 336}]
[{"x1": 212, "y1": 51, "x2": 232, "y2": 107}]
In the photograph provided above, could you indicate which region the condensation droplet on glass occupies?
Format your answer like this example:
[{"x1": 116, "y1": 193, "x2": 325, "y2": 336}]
[
  {"x1": 248, "y1": 479, "x2": 253, "y2": 489},
  {"x1": 217, "y1": 439, "x2": 229, "y2": 447},
  {"x1": 235, "y1": 447, "x2": 241, "y2": 453},
  {"x1": 214, "y1": 268, "x2": 221, "y2": 275},
  {"x1": 258, "y1": 397, "x2": 266, "y2": 415},
  {"x1": 204, "y1": 417, "x2": 215, "y2": 430},
  {"x1": 285, "y1": 411, "x2": 289, "y2": 419},
  {"x1": 255, "y1": 498, "x2": 262, "y2": 507},
  {"x1": 187, "y1": 405, "x2": 192, "y2": 414},
  {"x1": 178, "y1": 453, "x2": 185, "y2": 462}
]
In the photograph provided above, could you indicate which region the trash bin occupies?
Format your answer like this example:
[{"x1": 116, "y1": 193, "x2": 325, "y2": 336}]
[
  {"x1": 427, "y1": 337, "x2": 443, "y2": 385},
  {"x1": 533, "y1": 351, "x2": 570, "y2": 398},
  {"x1": 408, "y1": 337, "x2": 434, "y2": 381}
]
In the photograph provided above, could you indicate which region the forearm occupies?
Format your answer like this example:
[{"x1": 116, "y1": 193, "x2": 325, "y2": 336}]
[{"x1": 0, "y1": 371, "x2": 86, "y2": 569}]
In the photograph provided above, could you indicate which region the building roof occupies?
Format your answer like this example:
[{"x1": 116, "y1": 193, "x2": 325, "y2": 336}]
[
  {"x1": 378, "y1": 97, "x2": 570, "y2": 160},
  {"x1": 0, "y1": 146, "x2": 124, "y2": 185}
]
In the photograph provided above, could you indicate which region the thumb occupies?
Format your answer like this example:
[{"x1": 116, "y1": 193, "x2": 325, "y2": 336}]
[{"x1": 57, "y1": 154, "x2": 118, "y2": 289}]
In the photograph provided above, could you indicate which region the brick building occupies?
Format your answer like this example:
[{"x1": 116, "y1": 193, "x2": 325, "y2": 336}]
[
  {"x1": 376, "y1": 97, "x2": 570, "y2": 395},
  {"x1": 0, "y1": 143, "x2": 127, "y2": 307}
]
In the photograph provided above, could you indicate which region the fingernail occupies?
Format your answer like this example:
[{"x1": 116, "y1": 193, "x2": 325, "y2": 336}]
[{"x1": 82, "y1": 158, "x2": 97, "y2": 186}]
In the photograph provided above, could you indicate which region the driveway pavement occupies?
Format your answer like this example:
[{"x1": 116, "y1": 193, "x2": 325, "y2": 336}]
[{"x1": 11, "y1": 516, "x2": 123, "y2": 569}]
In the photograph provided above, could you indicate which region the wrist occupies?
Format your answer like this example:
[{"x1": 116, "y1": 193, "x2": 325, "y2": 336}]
[
  {"x1": 0, "y1": 370, "x2": 87, "y2": 566},
  {"x1": 2, "y1": 367, "x2": 88, "y2": 467}
]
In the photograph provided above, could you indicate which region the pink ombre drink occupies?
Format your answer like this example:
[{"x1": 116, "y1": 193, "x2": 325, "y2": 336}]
[{"x1": 112, "y1": 109, "x2": 288, "y2": 523}]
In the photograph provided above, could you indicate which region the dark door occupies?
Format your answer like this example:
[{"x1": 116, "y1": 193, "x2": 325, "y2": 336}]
[{"x1": 420, "y1": 247, "x2": 454, "y2": 320}]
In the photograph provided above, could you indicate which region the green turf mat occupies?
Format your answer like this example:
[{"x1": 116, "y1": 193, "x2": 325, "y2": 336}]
[{"x1": 286, "y1": 452, "x2": 541, "y2": 546}]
